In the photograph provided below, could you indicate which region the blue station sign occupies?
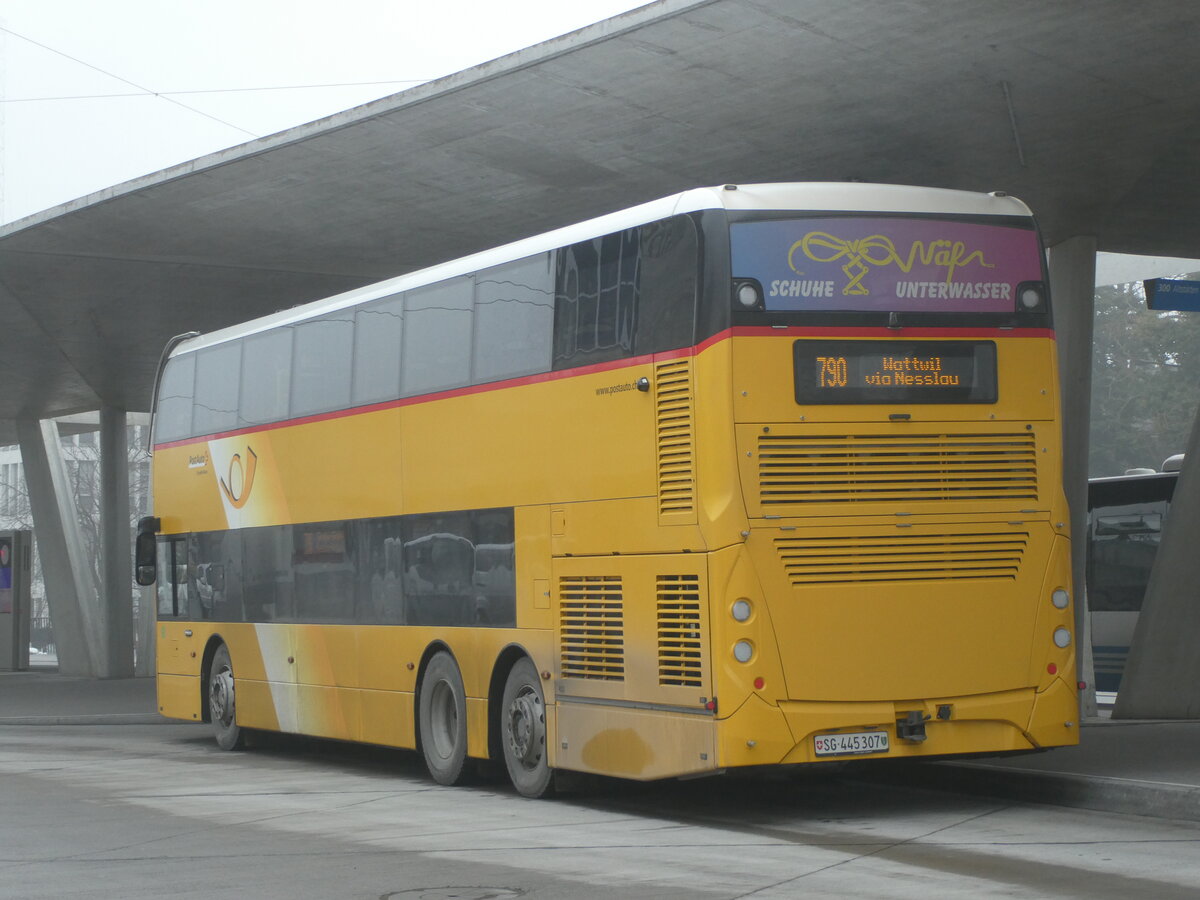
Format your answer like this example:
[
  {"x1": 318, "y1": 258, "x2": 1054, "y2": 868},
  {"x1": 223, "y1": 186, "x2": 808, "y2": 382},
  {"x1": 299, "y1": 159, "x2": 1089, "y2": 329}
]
[{"x1": 1144, "y1": 278, "x2": 1200, "y2": 312}]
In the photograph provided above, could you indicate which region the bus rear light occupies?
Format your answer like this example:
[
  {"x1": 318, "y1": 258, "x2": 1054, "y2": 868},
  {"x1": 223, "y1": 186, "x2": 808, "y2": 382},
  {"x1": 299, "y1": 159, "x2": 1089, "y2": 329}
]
[
  {"x1": 1051, "y1": 588, "x2": 1069, "y2": 609},
  {"x1": 1053, "y1": 627, "x2": 1071, "y2": 648},
  {"x1": 1047, "y1": 663, "x2": 1058, "y2": 675},
  {"x1": 1019, "y1": 282, "x2": 1045, "y2": 310},
  {"x1": 733, "y1": 640, "x2": 754, "y2": 663},
  {"x1": 753, "y1": 677, "x2": 765, "y2": 690},
  {"x1": 731, "y1": 599, "x2": 752, "y2": 621},
  {"x1": 732, "y1": 279, "x2": 763, "y2": 310}
]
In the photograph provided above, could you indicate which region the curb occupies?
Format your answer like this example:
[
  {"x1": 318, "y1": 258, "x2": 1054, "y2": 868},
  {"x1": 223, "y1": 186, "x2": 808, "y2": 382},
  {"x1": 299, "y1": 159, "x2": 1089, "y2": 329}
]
[
  {"x1": 0, "y1": 714, "x2": 168, "y2": 726},
  {"x1": 850, "y1": 760, "x2": 1200, "y2": 823}
]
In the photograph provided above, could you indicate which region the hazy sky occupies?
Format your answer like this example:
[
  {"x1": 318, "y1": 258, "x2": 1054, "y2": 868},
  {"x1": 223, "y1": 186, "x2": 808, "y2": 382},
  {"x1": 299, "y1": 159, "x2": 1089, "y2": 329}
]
[
  {"x1": 2, "y1": 1, "x2": 1198, "y2": 285},
  {"x1": 0, "y1": 0, "x2": 649, "y2": 224}
]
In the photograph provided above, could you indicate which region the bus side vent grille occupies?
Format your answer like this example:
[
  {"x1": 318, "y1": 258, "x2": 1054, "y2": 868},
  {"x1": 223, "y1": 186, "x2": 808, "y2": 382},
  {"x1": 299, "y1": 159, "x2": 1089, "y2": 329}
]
[
  {"x1": 559, "y1": 575, "x2": 625, "y2": 681},
  {"x1": 657, "y1": 575, "x2": 703, "y2": 687},
  {"x1": 759, "y1": 432, "x2": 1039, "y2": 506},
  {"x1": 776, "y1": 530, "x2": 1029, "y2": 585},
  {"x1": 656, "y1": 359, "x2": 697, "y2": 522}
]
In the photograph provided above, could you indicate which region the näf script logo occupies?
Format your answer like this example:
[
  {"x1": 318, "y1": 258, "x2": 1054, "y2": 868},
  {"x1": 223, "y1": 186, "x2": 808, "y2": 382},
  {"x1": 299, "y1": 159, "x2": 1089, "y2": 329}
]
[
  {"x1": 218, "y1": 446, "x2": 258, "y2": 509},
  {"x1": 789, "y1": 232, "x2": 994, "y2": 295}
]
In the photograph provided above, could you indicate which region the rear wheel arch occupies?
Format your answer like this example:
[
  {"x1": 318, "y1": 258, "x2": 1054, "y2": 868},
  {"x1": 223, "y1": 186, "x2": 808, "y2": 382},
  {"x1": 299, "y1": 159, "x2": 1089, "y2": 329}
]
[
  {"x1": 487, "y1": 648, "x2": 535, "y2": 763},
  {"x1": 488, "y1": 644, "x2": 537, "y2": 763}
]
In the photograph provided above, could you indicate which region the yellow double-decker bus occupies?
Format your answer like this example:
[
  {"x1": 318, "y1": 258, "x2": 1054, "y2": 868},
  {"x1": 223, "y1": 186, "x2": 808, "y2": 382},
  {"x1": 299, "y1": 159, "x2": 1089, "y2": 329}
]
[{"x1": 139, "y1": 183, "x2": 1078, "y2": 797}]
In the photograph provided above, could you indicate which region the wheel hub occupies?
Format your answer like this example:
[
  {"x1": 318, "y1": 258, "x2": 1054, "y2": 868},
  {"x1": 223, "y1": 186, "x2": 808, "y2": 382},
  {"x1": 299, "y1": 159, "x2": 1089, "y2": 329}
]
[
  {"x1": 506, "y1": 688, "x2": 544, "y2": 768},
  {"x1": 430, "y1": 681, "x2": 459, "y2": 758},
  {"x1": 210, "y1": 668, "x2": 235, "y2": 727}
]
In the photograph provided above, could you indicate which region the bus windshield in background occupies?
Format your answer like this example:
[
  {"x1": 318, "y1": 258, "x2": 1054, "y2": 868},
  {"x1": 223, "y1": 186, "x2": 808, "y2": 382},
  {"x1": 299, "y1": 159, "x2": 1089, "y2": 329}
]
[{"x1": 731, "y1": 216, "x2": 1042, "y2": 314}]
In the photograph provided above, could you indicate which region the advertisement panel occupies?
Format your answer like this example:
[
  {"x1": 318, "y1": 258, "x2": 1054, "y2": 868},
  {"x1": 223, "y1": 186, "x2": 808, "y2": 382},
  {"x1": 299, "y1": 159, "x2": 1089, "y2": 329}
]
[
  {"x1": 0, "y1": 536, "x2": 11, "y2": 614},
  {"x1": 731, "y1": 217, "x2": 1042, "y2": 313}
]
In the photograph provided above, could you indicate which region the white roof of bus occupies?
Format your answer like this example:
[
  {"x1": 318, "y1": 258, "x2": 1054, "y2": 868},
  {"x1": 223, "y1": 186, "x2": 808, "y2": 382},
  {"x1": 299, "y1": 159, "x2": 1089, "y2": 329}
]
[{"x1": 173, "y1": 182, "x2": 1035, "y2": 355}]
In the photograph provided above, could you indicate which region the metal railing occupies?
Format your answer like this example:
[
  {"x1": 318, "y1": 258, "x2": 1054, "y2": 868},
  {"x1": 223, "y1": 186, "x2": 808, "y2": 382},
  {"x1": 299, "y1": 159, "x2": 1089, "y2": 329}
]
[{"x1": 30, "y1": 615, "x2": 55, "y2": 653}]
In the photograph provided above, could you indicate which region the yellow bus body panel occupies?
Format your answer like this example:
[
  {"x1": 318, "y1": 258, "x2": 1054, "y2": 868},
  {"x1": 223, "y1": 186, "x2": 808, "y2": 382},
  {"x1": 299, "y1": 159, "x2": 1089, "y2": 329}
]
[{"x1": 156, "y1": 327, "x2": 1077, "y2": 777}]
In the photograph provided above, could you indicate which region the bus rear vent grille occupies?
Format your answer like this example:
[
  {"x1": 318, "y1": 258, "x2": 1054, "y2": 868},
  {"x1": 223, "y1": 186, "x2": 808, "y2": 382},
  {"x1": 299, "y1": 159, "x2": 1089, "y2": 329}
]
[
  {"x1": 776, "y1": 530, "x2": 1029, "y2": 585},
  {"x1": 559, "y1": 575, "x2": 625, "y2": 681},
  {"x1": 656, "y1": 359, "x2": 696, "y2": 520},
  {"x1": 657, "y1": 575, "x2": 703, "y2": 687},
  {"x1": 759, "y1": 432, "x2": 1039, "y2": 506}
]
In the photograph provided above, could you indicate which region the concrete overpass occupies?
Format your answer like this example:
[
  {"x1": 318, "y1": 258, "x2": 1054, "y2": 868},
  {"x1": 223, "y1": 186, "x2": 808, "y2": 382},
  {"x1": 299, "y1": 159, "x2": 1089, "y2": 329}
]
[{"x1": 0, "y1": 0, "x2": 1196, "y2": 713}]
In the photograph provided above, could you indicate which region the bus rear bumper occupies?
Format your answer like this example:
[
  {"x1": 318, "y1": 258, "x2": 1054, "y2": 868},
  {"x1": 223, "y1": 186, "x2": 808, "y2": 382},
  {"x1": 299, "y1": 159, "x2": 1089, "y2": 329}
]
[
  {"x1": 1024, "y1": 676, "x2": 1081, "y2": 749},
  {"x1": 554, "y1": 699, "x2": 718, "y2": 781},
  {"x1": 717, "y1": 684, "x2": 1078, "y2": 768}
]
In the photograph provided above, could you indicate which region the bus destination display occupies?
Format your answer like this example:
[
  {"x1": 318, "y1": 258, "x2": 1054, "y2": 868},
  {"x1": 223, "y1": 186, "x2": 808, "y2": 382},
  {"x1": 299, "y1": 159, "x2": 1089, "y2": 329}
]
[{"x1": 794, "y1": 340, "x2": 997, "y2": 404}]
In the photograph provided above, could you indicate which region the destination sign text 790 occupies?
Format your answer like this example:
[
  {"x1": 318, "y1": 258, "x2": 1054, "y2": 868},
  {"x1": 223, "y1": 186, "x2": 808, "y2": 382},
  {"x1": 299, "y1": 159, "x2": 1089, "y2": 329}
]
[{"x1": 793, "y1": 340, "x2": 998, "y2": 405}]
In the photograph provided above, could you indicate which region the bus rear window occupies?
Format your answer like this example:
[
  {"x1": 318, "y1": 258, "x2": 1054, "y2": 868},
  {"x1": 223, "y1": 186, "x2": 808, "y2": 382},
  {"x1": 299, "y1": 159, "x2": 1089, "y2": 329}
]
[{"x1": 731, "y1": 216, "x2": 1043, "y2": 314}]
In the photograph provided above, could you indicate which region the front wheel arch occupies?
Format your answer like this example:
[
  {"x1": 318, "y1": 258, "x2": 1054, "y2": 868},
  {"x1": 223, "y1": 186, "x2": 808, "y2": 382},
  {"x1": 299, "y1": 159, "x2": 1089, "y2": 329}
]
[
  {"x1": 207, "y1": 641, "x2": 245, "y2": 750},
  {"x1": 413, "y1": 641, "x2": 455, "y2": 754},
  {"x1": 199, "y1": 635, "x2": 230, "y2": 724},
  {"x1": 417, "y1": 648, "x2": 470, "y2": 785}
]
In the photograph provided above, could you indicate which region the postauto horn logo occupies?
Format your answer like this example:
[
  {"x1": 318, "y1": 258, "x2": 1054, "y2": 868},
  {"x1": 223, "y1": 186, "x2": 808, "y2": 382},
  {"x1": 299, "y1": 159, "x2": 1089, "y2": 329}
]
[{"x1": 218, "y1": 446, "x2": 258, "y2": 510}]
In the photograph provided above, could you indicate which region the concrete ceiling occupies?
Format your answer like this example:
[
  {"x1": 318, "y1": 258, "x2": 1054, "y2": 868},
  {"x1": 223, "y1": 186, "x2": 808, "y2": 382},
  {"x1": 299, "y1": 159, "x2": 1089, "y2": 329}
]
[{"x1": 2, "y1": 0, "x2": 1199, "y2": 444}]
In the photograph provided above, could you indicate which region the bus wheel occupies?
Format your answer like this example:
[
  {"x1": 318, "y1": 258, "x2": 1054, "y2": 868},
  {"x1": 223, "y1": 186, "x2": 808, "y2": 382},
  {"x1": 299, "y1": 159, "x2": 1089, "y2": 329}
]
[
  {"x1": 419, "y1": 651, "x2": 469, "y2": 785},
  {"x1": 501, "y1": 658, "x2": 553, "y2": 798},
  {"x1": 209, "y1": 644, "x2": 244, "y2": 751}
]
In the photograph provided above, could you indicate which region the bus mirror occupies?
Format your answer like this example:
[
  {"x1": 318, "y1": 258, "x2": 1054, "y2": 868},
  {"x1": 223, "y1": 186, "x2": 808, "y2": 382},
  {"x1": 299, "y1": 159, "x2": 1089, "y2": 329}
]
[{"x1": 135, "y1": 532, "x2": 157, "y2": 586}]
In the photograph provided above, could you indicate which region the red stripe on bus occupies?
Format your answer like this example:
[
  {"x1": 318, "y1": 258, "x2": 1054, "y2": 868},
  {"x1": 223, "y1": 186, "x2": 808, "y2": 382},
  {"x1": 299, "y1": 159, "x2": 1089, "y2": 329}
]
[
  {"x1": 153, "y1": 352, "x2": 663, "y2": 450},
  {"x1": 152, "y1": 325, "x2": 1055, "y2": 450},
  {"x1": 724, "y1": 325, "x2": 1056, "y2": 340}
]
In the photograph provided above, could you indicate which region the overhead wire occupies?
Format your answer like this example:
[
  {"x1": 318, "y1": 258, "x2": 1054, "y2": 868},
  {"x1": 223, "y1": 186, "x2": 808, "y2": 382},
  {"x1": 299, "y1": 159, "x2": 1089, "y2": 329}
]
[
  {"x1": 0, "y1": 25, "x2": 429, "y2": 135},
  {"x1": 0, "y1": 80, "x2": 429, "y2": 104},
  {"x1": 0, "y1": 25, "x2": 260, "y2": 137}
]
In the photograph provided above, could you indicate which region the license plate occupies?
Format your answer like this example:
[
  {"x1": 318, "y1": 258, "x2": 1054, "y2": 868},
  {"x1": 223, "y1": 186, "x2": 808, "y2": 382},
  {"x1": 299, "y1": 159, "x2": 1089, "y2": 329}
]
[{"x1": 813, "y1": 730, "x2": 890, "y2": 758}]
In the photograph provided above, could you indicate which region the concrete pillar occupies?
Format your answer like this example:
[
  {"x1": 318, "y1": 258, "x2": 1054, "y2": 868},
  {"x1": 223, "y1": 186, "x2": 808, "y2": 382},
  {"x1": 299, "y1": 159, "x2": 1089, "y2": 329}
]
[
  {"x1": 100, "y1": 407, "x2": 134, "y2": 678},
  {"x1": 1047, "y1": 236, "x2": 1097, "y2": 717},
  {"x1": 16, "y1": 419, "x2": 103, "y2": 676},
  {"x1": 1114, "y1": 410, "x2": 1200, "y2": 718}
]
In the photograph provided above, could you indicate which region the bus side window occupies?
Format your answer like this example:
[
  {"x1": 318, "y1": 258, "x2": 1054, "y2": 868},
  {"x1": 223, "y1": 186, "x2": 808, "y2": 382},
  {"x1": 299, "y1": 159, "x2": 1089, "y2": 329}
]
[
  {"x1": 403, "y1": 277, "x2": 474, "y2": 396},
  {"x1": 155, "y1": 539, "x2": 174, "y2": 616},
  {"x1": 155, "y1": 354, "x2": 196, "y2": 444},
  {"x1": 638, "y1": 215, "x2": 698, "y2": 352},
  {"x1": 353, "y1": 293, "x2": 405, "y2": 406},
  {"x1": 241, "y1": 328, "x2": 293, "y2": 427},
  {"x1": 550, "y1": 214, "x2": 699, "y2": 370},
  {"x1": 553, "y1": 227, "x2": 641, "y2": 370},
  {"x1": 472, "y1": 254, "x2": 554, "y2": 384},
  {"x1": 155, "y1": 537, "x2": 190, "y2": 618},
  {"x1": 192, "y1": 342, "x2": 242, "y2": 437},
  {"x1": 291, "y1": 313, "x2": 354, "y2": 418}
]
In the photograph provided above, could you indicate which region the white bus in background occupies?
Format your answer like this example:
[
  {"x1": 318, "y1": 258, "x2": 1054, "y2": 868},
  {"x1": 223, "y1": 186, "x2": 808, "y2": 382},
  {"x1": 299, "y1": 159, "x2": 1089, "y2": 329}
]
[{"x1": 1087, "y1": 455, "x2": 1182, "y2": 697}]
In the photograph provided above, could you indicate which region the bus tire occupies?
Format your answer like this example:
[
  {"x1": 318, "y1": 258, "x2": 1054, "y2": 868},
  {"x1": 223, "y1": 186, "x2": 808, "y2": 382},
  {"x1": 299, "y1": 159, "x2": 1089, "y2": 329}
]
[
  {"x1": 500, "y1": 657, "x2": 553, "y2": 798},
  {"x1": 209, "y1": 643, "x2": 245, "y2": 751},
  {"x1": 419, "y1": 651, "x2": 469, "y2": 785}
]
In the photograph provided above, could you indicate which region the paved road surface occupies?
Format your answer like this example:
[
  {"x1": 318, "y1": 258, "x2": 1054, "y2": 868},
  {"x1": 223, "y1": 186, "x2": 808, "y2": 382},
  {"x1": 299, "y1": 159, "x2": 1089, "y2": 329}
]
[{"x1": 1, "y1": 722, "x2": 1198, "y2": 899}]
